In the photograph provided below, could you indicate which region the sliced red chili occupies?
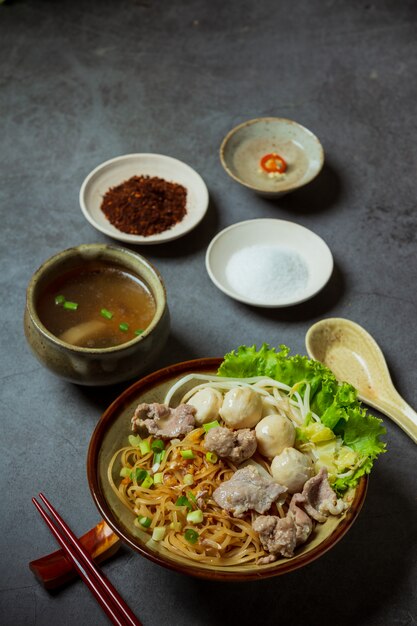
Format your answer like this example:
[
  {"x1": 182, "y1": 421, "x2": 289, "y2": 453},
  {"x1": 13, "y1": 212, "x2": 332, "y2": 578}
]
[{"x1": 260, "y1": 152, "x2": 287, "y2": 174}]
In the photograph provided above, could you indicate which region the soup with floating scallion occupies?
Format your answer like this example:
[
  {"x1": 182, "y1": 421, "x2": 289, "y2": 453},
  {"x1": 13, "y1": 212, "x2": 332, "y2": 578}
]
[{"x1": 37, "y1": 261, "x2": 156, "y2": 348}]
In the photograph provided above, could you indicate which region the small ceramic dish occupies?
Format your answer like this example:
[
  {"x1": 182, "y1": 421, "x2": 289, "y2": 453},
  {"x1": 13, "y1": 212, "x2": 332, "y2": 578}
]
[
  {"x1": 24, "y1": 244, "x2": 170, "y2": 386},
  {"x1": 87, "y1": 358, "x2": 367, "y2": 581},
  {"x1": 205, "y1": 219, "x2": 333, "y2": 308},
  {"x1": 220, "y1": 117, "x2": 324, "y2": 197},
  {"x1": 79, "y1": 154, "x2": 209, "y2": 244}
]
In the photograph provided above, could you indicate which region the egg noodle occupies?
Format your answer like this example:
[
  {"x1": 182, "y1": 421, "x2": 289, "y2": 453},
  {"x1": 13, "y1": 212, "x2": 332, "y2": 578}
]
[{"x1": 107, "y1": 375, "x2": 342, "y2": 566}]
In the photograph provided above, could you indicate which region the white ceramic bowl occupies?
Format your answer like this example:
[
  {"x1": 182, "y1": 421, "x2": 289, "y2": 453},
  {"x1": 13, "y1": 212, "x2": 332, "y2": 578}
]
[
  {"x1": 220, "y1": 118, "x2": 324, "y2": 197},
  {"x1": 205, "y1": 219, "x2": 333, "y2": 307},
  {"x1": 79, "y1": 154, "x2": 209, "y2": 244}
]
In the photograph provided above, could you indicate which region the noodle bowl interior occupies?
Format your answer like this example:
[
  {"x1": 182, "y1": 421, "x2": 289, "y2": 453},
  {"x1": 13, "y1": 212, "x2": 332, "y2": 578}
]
[{"x1": 107, "y1": 374, "x2": 357, "y2": 568}]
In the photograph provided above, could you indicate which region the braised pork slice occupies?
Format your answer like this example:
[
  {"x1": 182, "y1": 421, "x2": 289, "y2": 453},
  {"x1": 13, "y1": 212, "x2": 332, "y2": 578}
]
[
  {"x1": 213, "y1": 466, "x2": 286, "y2": 518},
  {"x1": 253, "y1": 515, "x2": 297, "y2": 559},
  {"x1": 289, "y1": 495, "x2": 314, "y2": 545},
  {"x1": 254, "y1": 497, "x2": 313, "y2": 561},
  {"x1": 131, "y1": 402, "x2": 196, "y2": 439},
  {"x1": 296, "y1": 467, "x2": 347, "y2": 522},
  {"x1": 204, "y1": 426, "x2": 257, "y2": 464}
]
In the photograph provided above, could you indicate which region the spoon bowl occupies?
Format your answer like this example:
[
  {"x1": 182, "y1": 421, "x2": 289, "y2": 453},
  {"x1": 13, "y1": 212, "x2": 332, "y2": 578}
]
[{"x1": 306, "y1": 318, "x2": 417, "y2": 444}]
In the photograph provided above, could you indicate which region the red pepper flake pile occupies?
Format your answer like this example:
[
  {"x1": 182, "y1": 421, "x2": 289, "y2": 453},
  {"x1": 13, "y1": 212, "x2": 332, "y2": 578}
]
[{"x1": 101, "y1": 175, "x2": 187, "y2": 236}]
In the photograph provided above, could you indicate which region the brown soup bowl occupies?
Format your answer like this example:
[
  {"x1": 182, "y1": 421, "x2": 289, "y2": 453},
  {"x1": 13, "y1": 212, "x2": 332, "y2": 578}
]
[{"x1": 24, "y1": 243, "x2": 170, "y2": 386}]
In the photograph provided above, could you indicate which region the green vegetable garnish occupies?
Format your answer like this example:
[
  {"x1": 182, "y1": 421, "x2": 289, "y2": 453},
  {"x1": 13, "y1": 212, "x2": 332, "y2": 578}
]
[
  {"x1": 180, "y1": 449, "x2": 195, "y2": 459},
  {"x1": 134, "y1": 329, "x2": 144, "y2": 336},
  {"x1": 131, "y1": 468, "x2": 148, "y2": 483},
  {"x1": 100, "y1": 308, "x2": 113, "y2": 320},
  {"x1": 152, "y1": 527, "x2": 166, "y2": 542},
  {"x1": 119, "y1": 322, "x2": 129, "y2": 332},
  {"x1": 218, "y1": 344, "x2": 386, "y2": 493},
  {"x1": 206, "y1": 451, "x2": 218, "y2": 464},
  {"x1": 203, "y1": 420, "x2": 220, "y2": 433},
  {"x1": 139, "y1": 440, "x2": 151, "y2": 455},
  {"x1": 153, "y1": 450, "x2": 165, "y2": 465},
  {"x1": 175, "y1": 496, "x2": 192, "y2": 510},
  {"x1": 55, "y1": 295, "x2": 66, "y2": 305},
  {"x1": 63, "y1": 301, "x2": 78, "y2": 310},
  {"x1": 184, "y1": 529, "x2": 199, "y2": 544},
  {"x1": 138, "y1": 516, "x2": 152, "y2": 528},
  {"x1": 128, "y1": 434, "x2": 142, "y2": 447},
  {"x1": 141, "y1": 474, "x2": 154, "y2": 489},
  {"x1": 151, "y1": 439, "x2": 165, "y2": 452},
  {"x1": 186, "y1": 510, "x2": 203, "y2": 524}
]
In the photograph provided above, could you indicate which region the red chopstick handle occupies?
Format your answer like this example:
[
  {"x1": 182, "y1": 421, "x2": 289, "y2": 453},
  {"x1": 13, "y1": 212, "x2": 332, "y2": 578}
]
[
  {"x1": 33, "y1": 498, "x2": 129, "y2": 626},
  {"x1": 32, "y1": 493, "x2": 142, "y2": 626}
]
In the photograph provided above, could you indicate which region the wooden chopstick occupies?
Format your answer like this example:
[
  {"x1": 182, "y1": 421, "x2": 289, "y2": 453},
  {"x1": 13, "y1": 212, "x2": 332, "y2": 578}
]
[{"x1": 33, "y1": 494, "x2": 142, "y2": 626}]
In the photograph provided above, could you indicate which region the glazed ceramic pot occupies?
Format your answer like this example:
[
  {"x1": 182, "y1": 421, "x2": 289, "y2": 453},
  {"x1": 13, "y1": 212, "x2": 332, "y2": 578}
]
[{"x1": 24, "y1": 244, "x2": 170, "y2": 386}]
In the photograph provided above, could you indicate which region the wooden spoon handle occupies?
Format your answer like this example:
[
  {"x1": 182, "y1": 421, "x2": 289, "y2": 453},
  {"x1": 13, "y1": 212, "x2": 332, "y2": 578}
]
[{"x1": 362, "y1": 392, "x2": 417, "y2": 444}]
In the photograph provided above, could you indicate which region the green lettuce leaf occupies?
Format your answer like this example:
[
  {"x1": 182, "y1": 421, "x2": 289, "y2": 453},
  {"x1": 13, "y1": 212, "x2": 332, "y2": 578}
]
[{"x1": 218, "y1": 343, "x2": 386, "y2": 491}]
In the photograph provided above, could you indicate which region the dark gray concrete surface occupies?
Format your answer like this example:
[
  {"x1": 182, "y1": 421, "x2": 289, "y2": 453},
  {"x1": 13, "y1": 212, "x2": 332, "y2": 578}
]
[{"x1": 1, "y1": 1, "x2": 416, "y2": 625}]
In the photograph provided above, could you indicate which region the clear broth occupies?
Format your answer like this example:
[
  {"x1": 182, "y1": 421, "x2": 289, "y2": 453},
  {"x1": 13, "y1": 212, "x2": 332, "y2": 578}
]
[{"x1": 37, "y1": 262, "x2": 156, "y2": 348}]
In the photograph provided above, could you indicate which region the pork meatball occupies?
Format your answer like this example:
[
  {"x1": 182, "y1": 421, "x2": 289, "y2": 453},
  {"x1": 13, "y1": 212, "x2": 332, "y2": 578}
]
[
  {"x1": 271, "y1": 447, "x2": 313, "y2": 493},
  {"x1": 255, "y1": 414, "x2": 295, "y2": 458},
  {"x1": 187, "y1": 388, "x2": 223, "y2": 426},
  {"x1": 219, "y1": 387, "x2": 263, "y2": 429}
]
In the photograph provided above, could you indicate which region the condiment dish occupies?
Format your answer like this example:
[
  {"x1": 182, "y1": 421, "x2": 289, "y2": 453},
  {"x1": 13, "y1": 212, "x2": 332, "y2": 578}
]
[
  {"x1": 79, "y1": 154, "x2": 209, "y2": 244},
  {"x1": 87, "y1": 358, "x2": 367, "y2": 581},
  {"x1": 220, "y1": 117, "x2": 324, "y2": 197},
  {"x1": 24, "y1": 244, "x2": 170, "y2": 385},
  {"x1": 205, "y1": 219, "x2": 333, "y2": 307}
]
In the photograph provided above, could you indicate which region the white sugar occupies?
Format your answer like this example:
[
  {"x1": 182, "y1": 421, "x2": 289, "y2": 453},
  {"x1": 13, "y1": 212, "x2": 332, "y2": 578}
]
[{"x1": 225, "y1": 244, "x2": 309, "y2": 303}]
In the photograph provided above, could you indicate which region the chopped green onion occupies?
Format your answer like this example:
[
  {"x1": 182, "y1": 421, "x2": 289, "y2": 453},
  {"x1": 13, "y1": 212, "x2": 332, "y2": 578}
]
[
  {"x1": 180, "y1": 449, "x2": 195, "y2": 459},
  {"x1": 184, "y1": 529, "x2": 199, "y2": 544},
  {"x1": 100, "y1": 308, "x2": 113, "y2": 320},
  {"x1": 119, "y1": 322, "x2": 129, "y2": 332},
  {"x1": 175, "y1": 495, "x2": 192, "y2": 510},
  {"x1": 55, "y1": 295, "x2": 66, "y2": 305},
  {"x1": 183, "y1": 473, "x2": 194, "y2": 486},
  {"x1": 120, "y1": 467, "x2": 131, "y2": 478},
  {"x1": 138, "y1": 516, "x2": 152, "y2": 528},
  {"x1": 131, "y1": 468, "x2": 148, "y2": 483},
  {"x1": 134, "y1": 329, "x2": 144, "y2": 336},
  {"x1": 206, "y1": 451, "x2": 218, "y2": 464},
  {"x1": 63, "y1": 301, "x2": 78, "y2": 310},
  {"x1": 153, "y1": 472, "x2": 163, "y2": 484},
  {"x1": 139, "y1": 440, "x2": 151, "y2": 455},
  {"x1": 187, "y1": 491, "x2": 197, "y2": 504},
  {"x1": 128, "y1": 434, "x2": 142, "y2": 447},
  {"x1": 169, "y1": 521, "x2": 182, "y2": 531},
  {"x1": 153, "y1": 450, "x2": 165, "y2": 465},
  {"x1": 141, "y1": 474, "x2": 154, "y2": 489},
  {"x1": 151, "y1": 439, "x2": 165, "y2": 452},
  {"x1": 203, "y1": 420, "x2": 220, "y2": 433},
  {"x1": 186, "y1": 510, "x2": 203, "y2": 524},
  {"x1": 151, "y1": 527, "x2": 166, "y2": 542}
]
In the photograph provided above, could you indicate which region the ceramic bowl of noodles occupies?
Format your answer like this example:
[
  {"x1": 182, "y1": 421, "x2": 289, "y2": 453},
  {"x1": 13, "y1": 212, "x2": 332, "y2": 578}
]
[
  {"x1": 87, "y1": 358, "x2": 367, "y2": 580},
  {"x1": 220, "y1": 117, "x2": 324, "y2": 197},
  {"x1": 24, "y1": 243, "x2": 170, "y2": 386}
]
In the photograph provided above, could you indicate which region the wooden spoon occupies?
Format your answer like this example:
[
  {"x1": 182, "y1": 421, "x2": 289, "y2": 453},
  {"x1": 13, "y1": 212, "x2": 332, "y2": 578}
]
[{"x1": 305, "y1": 318, "x2": 417, "y2": 444}]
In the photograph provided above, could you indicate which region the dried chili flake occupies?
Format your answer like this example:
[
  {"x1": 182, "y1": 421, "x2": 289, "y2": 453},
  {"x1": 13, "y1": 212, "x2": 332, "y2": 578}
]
[{"x1": 101, "y1": 175, "x2": 187, "y2": 236}]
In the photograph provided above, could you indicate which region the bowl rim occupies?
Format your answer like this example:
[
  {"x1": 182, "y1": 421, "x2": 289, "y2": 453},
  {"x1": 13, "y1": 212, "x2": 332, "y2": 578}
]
[
  {"x1": 79, "y1": 153, "x2": 209, "y2": 244},
  {"x1": 205, "y1": 218, "x2": 334, "y2": 308},
  {"x1": 25, "y1": 243, "x2": 168, "y2": 354},
  {"x1": 87, "y1": 356, "x2": 368, "y2": 581},
  {"x1": 219, "y1": 116, "x2": 325, "y2": 193}
]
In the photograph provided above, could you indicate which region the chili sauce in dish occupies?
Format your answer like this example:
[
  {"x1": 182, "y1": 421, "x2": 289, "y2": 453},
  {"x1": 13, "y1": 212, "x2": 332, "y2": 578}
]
[{"x1": 36, "y1": 262, "x2": 156, "y2": 348}]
